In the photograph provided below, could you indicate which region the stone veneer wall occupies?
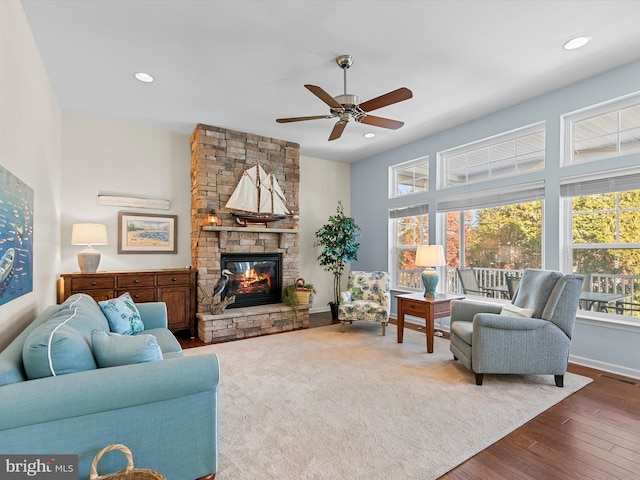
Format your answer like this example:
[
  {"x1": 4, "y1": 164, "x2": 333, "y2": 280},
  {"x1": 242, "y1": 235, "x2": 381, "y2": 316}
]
[{"x1": 190, "y1": 123, "x2": 301, "y2": 318}]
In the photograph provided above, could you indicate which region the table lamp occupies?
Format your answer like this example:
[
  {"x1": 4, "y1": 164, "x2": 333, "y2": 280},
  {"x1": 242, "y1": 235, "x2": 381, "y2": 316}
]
[
  {"x1": 415, "y1": 245, "x2": 446, "y2": 297},
  {"x1": 71, "y1": 223, "x2": 108, "y2": 273}
]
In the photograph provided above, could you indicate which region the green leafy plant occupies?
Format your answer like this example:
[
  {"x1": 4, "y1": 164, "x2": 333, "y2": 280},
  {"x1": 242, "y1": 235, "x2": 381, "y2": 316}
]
[
  {"x1": 314, "y1": 201, "x2": 361, "y2": 308},
  {"x1": 282, "y1": 281, "x2": 316, "y2": 313}
]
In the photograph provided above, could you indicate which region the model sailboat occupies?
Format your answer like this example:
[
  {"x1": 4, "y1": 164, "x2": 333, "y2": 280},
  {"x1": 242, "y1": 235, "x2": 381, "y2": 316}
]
[{"x1": 226, "y1": 164, "x2": 290, "y2": 226}]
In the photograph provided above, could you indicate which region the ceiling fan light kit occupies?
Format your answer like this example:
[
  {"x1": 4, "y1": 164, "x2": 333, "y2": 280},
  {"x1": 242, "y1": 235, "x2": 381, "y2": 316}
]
[{"x1": 276, "y1": 55, "x2": 413, "y2": 141}]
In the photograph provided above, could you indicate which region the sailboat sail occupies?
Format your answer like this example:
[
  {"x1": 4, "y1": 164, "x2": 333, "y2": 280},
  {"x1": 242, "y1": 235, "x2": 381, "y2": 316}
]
[{"x1": 226, "y1": 165, "x2": 290, "y2": 217}]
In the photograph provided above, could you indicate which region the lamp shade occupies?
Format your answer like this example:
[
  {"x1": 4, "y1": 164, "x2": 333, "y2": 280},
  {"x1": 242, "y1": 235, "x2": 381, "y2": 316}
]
[
  {"x1": 71, "y1": 223, "x2": 108, "y2": 246},
  {"x1": 415, "y1": 245, "x2": 445, "y2": 267}
]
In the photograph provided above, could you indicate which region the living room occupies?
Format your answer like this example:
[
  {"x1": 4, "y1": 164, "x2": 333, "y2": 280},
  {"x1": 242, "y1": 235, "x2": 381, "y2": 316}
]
[{"x1": 2, "y1": 1, "x2": 640, "y2": 479}]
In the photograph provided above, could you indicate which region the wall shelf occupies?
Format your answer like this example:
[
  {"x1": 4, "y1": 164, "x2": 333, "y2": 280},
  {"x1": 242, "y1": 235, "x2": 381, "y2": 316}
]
[{"x1": 202, "y1": 226, "x2": 299, "y2": 234}]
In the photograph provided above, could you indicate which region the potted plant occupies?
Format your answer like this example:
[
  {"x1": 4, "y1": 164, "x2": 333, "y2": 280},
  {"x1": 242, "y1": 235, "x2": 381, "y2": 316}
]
[
  {"x1": 282, "y1": 278, "x2": 316, "y2": 313},
  {"x1": 314, "y1": 201, "x2": 361, "y2": 319}
]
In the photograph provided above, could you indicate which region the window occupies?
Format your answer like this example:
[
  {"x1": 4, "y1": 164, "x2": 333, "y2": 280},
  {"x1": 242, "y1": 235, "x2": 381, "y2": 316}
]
[
  {"x1": 389, "y1": 157, "x2": 429, "y2": 198},
  {"x1": 563, "y1": 181, "x2": 640, "y2": 319},
  {"x1": 444, "y1": 201, "x2": 543, "y2": 295},
  {"x1": 565, "y1": 94, "x2": 640, "y2": 165},
  {"x1": 390, "y1": 206, "x2": 428, "y2": 289},
  {"x1": 440, "y1": 124, "x2": 545, "y2": 187}
]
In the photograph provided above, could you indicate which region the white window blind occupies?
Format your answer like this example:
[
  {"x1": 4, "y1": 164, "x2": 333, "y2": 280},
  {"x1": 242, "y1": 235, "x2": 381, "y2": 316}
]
[
  {"x1": 560, "y1": 173, "x2": 640, "y2": 197},
  {"x1": 437, "y1": 181, "x2": 545, "y2": 212},
  {"x1": 389, "y1": 204, "x2": 429, "y2": 219}
]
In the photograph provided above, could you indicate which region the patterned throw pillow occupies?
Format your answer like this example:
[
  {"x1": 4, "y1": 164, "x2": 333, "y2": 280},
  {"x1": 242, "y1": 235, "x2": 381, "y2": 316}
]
[{"x1": 98, "y1": 292, "x2": 144, "y2": 335}]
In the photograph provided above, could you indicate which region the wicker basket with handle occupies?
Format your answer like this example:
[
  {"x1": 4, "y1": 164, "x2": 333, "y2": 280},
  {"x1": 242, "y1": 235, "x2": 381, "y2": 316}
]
[
  {"x1": 295, "y1": 278, "x2": 312, "y2": 304},
  {"x1": 89, "y1": 444, "x2": 165, "y2": 480}
]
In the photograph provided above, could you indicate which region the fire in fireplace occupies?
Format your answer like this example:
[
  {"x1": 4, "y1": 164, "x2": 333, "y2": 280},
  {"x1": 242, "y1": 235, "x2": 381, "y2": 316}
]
[{"x1": 220, "y1": 253, "x2": 282, "y2": 308}]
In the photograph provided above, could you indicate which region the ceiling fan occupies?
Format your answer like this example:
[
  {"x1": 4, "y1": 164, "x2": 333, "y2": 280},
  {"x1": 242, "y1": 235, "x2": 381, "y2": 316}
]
[{"x1": 276, "y1": 55, "x2": 413, "y2": 141}]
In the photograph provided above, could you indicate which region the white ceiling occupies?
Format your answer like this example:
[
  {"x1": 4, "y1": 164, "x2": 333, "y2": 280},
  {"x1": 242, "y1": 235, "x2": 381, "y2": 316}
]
[{"x1": 20, "y1": 0, "x2": 640, "y2": 163}]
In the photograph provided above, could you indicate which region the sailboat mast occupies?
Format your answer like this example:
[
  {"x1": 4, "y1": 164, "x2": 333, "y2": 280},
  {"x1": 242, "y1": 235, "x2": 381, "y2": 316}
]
[{"x1": 255, "y1": 163, "x2": 261, "y2": 213}]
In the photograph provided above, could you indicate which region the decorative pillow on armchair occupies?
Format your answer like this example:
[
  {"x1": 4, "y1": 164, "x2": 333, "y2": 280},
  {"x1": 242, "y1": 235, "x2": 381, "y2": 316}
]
[
  {"x1": 99, "y1": 292, "x2": 144, "y2": 335},
  {"x1": 91, "y1": 330, "x2": 163, "y2": 368},
  {"x1": 500, "y1": 304, "x2": 535, "y2": 318}
]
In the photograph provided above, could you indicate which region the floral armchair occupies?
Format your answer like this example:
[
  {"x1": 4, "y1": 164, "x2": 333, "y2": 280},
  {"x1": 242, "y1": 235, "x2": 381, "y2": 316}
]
[{"x1": 338, "y1": 271, "x2": 390, "y2": 335}]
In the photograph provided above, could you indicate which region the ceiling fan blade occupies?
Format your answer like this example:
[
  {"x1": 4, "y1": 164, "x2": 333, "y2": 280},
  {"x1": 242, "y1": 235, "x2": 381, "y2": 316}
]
[
  {"x1": 276, "y1": 115, "x2": 333, "y2": 123},
  {"x1": 359, "y1": 115, "x2": 404, "y2": 130},
  {"x1": 328, "y1": 121, "x2": 347, "y2": 141},
  {"x1": 305, "y1": 84, "x2": 343, "y2": 109},
  {"x1": 359, "y1": 87, "x2": 413, "y2": 112}
]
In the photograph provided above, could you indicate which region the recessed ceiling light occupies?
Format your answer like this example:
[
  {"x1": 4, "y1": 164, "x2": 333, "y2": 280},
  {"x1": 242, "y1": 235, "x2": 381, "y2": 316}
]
[
  {"x1": 363, "y1": 133, "x2": 376, "y2": 139},
  {"x1": 134, "y1": 72, "x2": 154, "y2": 83},
  {"x1": 563, "y1": 36, "x2": 591, "y2": 50}
]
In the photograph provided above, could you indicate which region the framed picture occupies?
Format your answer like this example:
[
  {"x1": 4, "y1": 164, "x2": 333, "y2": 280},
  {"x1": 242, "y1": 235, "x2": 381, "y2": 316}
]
[{"x1": 117, "y1": 212, "x2": 177, "y2": 254}]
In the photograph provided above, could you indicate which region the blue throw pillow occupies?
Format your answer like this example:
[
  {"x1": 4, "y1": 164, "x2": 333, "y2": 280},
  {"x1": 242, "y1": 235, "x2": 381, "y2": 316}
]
[
  {"x1": 91, "y1": 330, "x2": 163, "y2": 368},
  {"x1": 99, "y1": 292, "x2": 144, "y2": 335}
]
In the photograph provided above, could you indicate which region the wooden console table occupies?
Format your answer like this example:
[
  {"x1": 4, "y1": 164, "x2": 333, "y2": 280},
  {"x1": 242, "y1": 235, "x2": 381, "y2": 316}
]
[
  {"x1": 58, "y1": 268, "x2": 197, "y2": 336},
  {"x1": 396, "y1": 293, "x2": 464, "y2": 353}
]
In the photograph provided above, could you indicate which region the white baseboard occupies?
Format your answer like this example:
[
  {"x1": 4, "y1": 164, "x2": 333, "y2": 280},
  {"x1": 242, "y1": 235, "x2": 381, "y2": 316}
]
[
  {"x1": 569, "y1": 354, "x2": 640, "y2": 380},
  {"x1": 309, "y1": 305, "x2": 330, "y2": 315}
]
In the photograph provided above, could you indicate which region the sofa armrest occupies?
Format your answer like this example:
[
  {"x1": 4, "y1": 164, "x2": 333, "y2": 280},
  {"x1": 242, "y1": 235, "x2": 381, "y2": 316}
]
[
  {"x1": 0, "y1": 354, "x2": 219, "y2": 431},
  {"x1": 451, "y1": 299, "x2": 503, "y2": 323},
  {"x1": 473, "y1": 313, "x2": 549, "y2": 331},
  {"x1": 137, "y1": 302, "x2": 168, "y2": 329}
]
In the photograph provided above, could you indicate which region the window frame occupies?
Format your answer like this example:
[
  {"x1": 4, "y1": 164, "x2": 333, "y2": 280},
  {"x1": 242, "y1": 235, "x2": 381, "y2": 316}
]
[
  {"x1": 389, "y1": 212, "x2": 429, "y2": 290},
  {"x1": 439, "y1": 122, "x2": 545, "y2": 189},
  {"x1": 563, "y1": 91, "x2": 640, "y2": 166},
  {"x1": 388, "y1": 156, "x2": 429, "y2": 199}
]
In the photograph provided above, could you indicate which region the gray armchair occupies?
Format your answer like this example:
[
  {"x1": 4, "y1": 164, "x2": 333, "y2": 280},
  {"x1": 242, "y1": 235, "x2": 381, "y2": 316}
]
[{"x1": 449, "y1": 269, "x2": 584, "y2": 386}]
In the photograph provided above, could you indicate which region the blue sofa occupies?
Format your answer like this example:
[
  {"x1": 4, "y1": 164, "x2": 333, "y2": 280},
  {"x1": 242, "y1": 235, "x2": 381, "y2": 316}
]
[{"x1": 0, "y1": 294, "x2": 219, "y2": 479}]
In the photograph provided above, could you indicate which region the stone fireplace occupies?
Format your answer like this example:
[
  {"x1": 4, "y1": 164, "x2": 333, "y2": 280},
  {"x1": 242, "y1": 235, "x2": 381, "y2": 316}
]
[{"x1": 190, "y1": 124, "x2": 307, "y2": 342}]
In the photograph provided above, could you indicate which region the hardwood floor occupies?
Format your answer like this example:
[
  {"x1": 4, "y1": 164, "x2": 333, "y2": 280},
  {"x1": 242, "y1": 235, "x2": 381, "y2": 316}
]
[{"x1": 180, "y1": 312, "x2": 640, "y2": 479}]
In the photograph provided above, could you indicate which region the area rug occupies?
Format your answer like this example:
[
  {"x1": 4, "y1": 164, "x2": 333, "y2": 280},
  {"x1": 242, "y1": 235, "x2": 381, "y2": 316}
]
[{"x1": 184, "y1": 323, "x2": 591, "y2": 479}]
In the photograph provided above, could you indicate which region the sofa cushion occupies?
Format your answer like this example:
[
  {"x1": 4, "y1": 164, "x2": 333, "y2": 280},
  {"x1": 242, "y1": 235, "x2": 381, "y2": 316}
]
[
  {"x1": 511, "y1": 269, "x2": 563, "y2": 318},
  {"x1": 99, "y1": 292, "x2": 144, "y2": 335},
  {"x1": 22, "y1": 294, "x2": 109, "y2": 379},
  {"x1": 451, "y1": 321, "x2": 474, "y2": 346},
  {"x1": 91, "y1": 330, "x2": 163, "y2": 368},
  {"x1": 144, "y1": 328, "x2": 183, "y2": 355}
]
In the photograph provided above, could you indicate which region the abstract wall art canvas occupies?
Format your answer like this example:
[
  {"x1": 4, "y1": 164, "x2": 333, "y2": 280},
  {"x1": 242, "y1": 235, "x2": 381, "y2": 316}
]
[{"x1": 0, "y1": 165, "x2": 34, "y2": 306}]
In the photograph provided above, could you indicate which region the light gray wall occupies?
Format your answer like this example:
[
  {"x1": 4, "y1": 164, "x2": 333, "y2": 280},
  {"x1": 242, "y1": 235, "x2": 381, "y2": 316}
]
[
  {"x1": 0, "y1": 2, "x2": 62, "y2": 349},
  {"x1": 61, "y1": 113, "x2": 193, "y2": 272},
  {"x1": 351, "y1": 59, "x2": 640, "y2": 379},
  {"x1": 299, "y1": 156, "x2": 351, "y2": 312}
]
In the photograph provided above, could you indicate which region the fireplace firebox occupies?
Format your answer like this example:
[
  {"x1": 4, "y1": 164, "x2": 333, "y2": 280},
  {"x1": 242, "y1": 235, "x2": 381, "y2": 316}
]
[{"x1": 220, "y1": 253, "x2": 282, "y2": 308}]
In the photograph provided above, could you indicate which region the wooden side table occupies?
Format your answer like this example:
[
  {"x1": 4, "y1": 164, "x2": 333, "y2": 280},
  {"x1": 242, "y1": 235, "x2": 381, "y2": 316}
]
[{"x1": 397, "y1": 293, "x2": 464, "y2": 353}]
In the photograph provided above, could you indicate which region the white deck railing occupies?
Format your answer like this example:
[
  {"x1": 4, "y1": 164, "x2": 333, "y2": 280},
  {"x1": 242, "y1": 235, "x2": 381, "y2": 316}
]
[{"x1": 397, "y1": 267, "x2": 640, "y2": 317}]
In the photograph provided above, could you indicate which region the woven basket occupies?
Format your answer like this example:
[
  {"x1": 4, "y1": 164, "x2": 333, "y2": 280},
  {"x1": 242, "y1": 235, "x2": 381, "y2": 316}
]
[
  {"x1": 89, "y1": 444, "x2": 165, "y2": 480},
  {"x1": 294, "y1": 278, "x2": 312, "y2": 304}
]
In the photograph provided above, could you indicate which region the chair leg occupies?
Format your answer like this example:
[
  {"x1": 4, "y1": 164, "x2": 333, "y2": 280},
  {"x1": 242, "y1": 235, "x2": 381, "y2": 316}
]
[
  {"x1": 381, "y1": 321, "x2": 386, "y2": 336},
  {"x1": 475, "y1": 373, "x2": 483, "y2": 385},
  {"x1": 554, "y1": 375, "x2": 564, "y2": 387},
  {"x1": 452, "y1": 355, "x2": 458, "y2": 361},
  {"x1": 340, "y1": 320, "x2": 345, "y2": 333}
]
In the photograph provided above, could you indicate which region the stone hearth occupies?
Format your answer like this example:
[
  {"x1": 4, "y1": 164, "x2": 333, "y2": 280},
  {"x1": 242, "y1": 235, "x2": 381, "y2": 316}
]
[
  {"x1": 190, "y1": 124, "x2": 305, "y2": 342},
  {"x1": 197, "y1": 304, "x2": 309, "y2": 343}
]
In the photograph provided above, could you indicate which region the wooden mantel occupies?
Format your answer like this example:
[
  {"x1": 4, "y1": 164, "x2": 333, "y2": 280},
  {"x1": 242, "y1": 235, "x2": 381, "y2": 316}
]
[{"x1": 201, "y1": 225, "x2": 299, "y2": 249}]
